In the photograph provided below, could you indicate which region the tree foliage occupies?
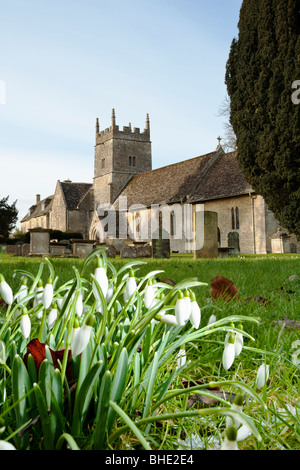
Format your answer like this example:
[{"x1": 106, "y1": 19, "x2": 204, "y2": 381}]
[
  {"x1": 225, "y1": 0, "x2": 300, "y2": 237},
  {"x1": 0, "y1": 196, "x2": 18, "y2": 239}
]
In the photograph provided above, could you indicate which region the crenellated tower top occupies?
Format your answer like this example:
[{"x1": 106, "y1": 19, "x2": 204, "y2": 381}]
[
  {"x1": 95, "y1": 109, "x2": 150, "y2": 144},
  {"x1": 93, "y1": 109, "x2": 152, "y2": 206}
]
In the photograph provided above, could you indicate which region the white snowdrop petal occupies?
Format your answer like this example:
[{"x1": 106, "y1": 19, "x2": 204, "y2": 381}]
[
  {"x1": 175, "y1": 298, "x2": 187, "y2": 326},
  {"x1": 190, "y1": 301, "x2": 201, "y2": 329},
  {"x1": 20, "y1": 314, "x2": 31, "y2": 339},
  {"x1": 0, "y1": 281, "x2": 13, "y2": 305},
  {"x1": 43, "y1": 283, "x2": 53, "y2": 309},
  {"x1": 222, "y1": 342, "x2": 235, "y2": 370},
  {"x1": 71, "y1": 325, "x2": 92, "y2": 357}
]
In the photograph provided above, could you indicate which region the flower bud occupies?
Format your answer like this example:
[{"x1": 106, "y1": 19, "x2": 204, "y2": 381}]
[
  {"x1": 222, "y1": 332, "x2": 235, "y2": 370},
  {"x1": 123, "y1": 270, "x2": 137, "y2": 303},
  {"x1": 255, "y1": 363, "x2": 269, "y2": 389},
  {"x1": 43, "y1": 277, "x2": 54, "y2": 309},
  {"x1": 20, "y1": 308, "x2": 31, "y2": 339},
  {"x1": 0, "y1": 274, "x2": 13, "y2": 305}
]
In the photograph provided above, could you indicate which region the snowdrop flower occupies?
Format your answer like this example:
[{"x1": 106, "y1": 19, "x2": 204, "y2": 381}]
[
  {"x1": 43, "y1": 277, "x2": 54, "y2": 309},
  {"x1": 16, "y1": 278, "x2": 28, "y2": 304},
  {"x1": 176, "y1": 347, "x2": 186, "y2": 369},
  {"x1": 144, "y1": 280, "x2": 157, "y2": 309},
  {"x1": 93, "y1": 256, "x2": 108, "y2": 299},
  {"x1": 175, "y1": 291, "x2": 187, "y2": 326},
  {"x1": 234, "y1": 324, "x2": 244, "y2": 357},
  {"x1": 236, "y1": 424, "x2": 252, "y2": 442},
  {"x1": 207, "y1": 314, "x2": 216, "y2": 324},
  {"x1": 190, "y1": 291, "x2": 201, "y2": 329},
  {"x1": 75, "y1": 291, "x2": 83, "y2": 317},
  {"x1": 183, "y1": 289, "x2": 192, "y2": 321},
  {"x1": 220, "y1": 425, "x2": 239, "y2": 450},
  {"x1": 47, "y1": 304, "x2": 58, "y2": 330},
  {"x1": 20, "y1": 308, "x2": 31, "y2": 339},
  {"x1": 255, "y1": 363, "x2": 269, "y2": 389},
  {"x1": 0, "y1": 440, "x2": 16, "y2": 450},
  {"x1": 123, "y1": 270, "x2": 137, "y2": 303},
  {"x1": 0, "y1": 274, "x2": 13, "y2": 305},
  {"x1": 71, "y1": 314, "x2": 95, "y2": 357},
  {"x1": 222, "y1": 332, "x2": 236, "y2": 370},
  {"x1": 33, "y1": 280, "x2": 44, "y2": 307},
  {"x1": 226, "y1": 394, "x2": 244, "y2": 429},
  {"x1": 156, "y1": 313, "x2": 178, "y2": 327}
]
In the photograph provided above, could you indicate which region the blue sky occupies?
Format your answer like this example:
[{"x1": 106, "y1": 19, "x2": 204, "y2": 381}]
[{"x1": 0, "y1": 0, "x2": 243, "y2": 225}]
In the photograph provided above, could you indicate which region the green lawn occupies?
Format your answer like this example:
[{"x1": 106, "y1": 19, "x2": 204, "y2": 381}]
[{"x1": 0, "y1": 252, "x2": 299, "y2": 450}]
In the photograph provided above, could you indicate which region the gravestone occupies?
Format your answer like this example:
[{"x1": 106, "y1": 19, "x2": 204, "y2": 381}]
[
  {"x1": 29, "y1": 229, "x2": 50, "y2": 256},
  {"x1": 151, "y1": 228, "x2": 170, "y2": 258},
  {"x1": 194, "y1": 211, "x2": 218, "y2": 258},
  {"x1": 72, "y1": 241, "x2": 95, "y2": 258},
  {"x1": 271, "y1": 229, "x2": 291, "y2": 253},
  {"x1": 228, "y1": 231, "x2": 240, "y2": 255}
]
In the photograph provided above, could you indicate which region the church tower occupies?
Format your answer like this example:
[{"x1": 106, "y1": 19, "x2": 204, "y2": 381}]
[{"x1": 93, "y1": 109, "x2": 152, "y2": 209}]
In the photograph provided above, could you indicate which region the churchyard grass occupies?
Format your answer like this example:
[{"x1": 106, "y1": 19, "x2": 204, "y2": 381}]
[{"x1": 0, "y1": 251, "x2": 299, "y2": 450}]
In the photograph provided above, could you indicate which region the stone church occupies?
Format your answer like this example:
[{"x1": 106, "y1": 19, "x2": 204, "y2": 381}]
[{"x1": 21, "y1": 110, "x2": 299, "y2": 255}]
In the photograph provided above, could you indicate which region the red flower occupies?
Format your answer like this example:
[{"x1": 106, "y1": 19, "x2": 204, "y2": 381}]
[{"x1": 23, "y1": 338, "x2": 73, "y2": 382}]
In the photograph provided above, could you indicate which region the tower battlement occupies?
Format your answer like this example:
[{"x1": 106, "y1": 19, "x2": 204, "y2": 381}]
[
  {"x1": 96, "y1": 109, "x2": 150, "y2": 145},
  {"x1": 93, "y1": 109, "x2": 152, "y2": 206}
]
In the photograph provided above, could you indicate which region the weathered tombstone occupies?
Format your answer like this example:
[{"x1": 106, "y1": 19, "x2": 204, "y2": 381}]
[
  {"x1": 271, "y1": 229, "x2": 291, "y2": 253},
  {"x1": 29, "y1": 229, "x2": 50, "y2": 256},
  {"x1": 120, "y1": 244, "x2": 136, "y2": 258},
  {"x1": 72, "y1": 241, "x2": 95, "y2": 258},
  {"x1": 228, "y1": 231, "x2": 240, "y2": 255},
  {"x1": 151, "y1": 228, "x2": 170, "y2": 258},
  {"x1": 194, "y1": 211, "x2": 218, "y2": 258}
]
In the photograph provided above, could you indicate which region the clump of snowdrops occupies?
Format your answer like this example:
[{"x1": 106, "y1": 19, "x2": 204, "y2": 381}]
[{"x1": 0, "y1": 248, "x2": 264, "y2": 450}]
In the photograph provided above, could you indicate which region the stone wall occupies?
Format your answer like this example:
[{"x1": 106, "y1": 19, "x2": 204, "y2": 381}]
[{"x1": 49, "y1": 182, "x2": 67, "y2": 232}]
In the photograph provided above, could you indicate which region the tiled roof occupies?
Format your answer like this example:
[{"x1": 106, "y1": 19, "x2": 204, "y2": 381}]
[
  {"x1": 114, "y1": 149, "x2": 254, "y2": 208},
  {"x1": 59, "y1": 182, "x2": 93, "y2": 210},
  {"x1": 21, "y1": 196, "x2": 53, "y2": 222}
]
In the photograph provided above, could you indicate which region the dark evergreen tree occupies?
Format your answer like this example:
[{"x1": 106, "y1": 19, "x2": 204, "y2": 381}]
[
  {"x1": 225, "y1": 0, "x2": 300, "y2": 237},
  {"x1": 0, "y1": 196, "x2": 18, "y2": 239}
]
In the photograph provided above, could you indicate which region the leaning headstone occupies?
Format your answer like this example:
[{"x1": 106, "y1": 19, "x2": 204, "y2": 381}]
[
  {"x1": 29, "y1": 229, "x2": 50, "y2": 256},
  {"x1": 228, "y1": 231, "x2": 240, "y2": 255},
  {"x1": 151, "y1": 228, "x2": 170, "y2": 258},
  {"x1": 194, "y1": 211, "x2": 218, "y2": 258}
]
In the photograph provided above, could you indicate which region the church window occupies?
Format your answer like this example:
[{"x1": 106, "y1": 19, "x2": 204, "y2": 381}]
[
  {"x1": 101, "y1": 158, "x2": 105, "y2": 169},
  {"x1": 231, "y1": 208, "x2": 235, "y2": 229},
  {"x1": 129, "y1": 156, "x2": 136, "y2": 167},
  {"x1": 231, "y1": 207, "x2": 240, "y2": 230},
  {"x1": 235, "y1": 207, "x2": 240, "y2": 229},
  {"x1": 170, "y1": 211, "x2": 176, "y2": 237}
]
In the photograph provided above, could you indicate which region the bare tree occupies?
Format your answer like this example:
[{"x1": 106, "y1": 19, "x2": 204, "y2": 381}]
[{"x1": 217, "y1": 94, "x2": 237, "y2": 152}]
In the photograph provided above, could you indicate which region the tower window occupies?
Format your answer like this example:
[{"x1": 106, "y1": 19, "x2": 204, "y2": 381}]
[
  {"x1": 129, "y1": 156, "x2": 136, "y2": 167},
  {"x1": 101, "y1": 158, "x2": 105, "y2": 169}
]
